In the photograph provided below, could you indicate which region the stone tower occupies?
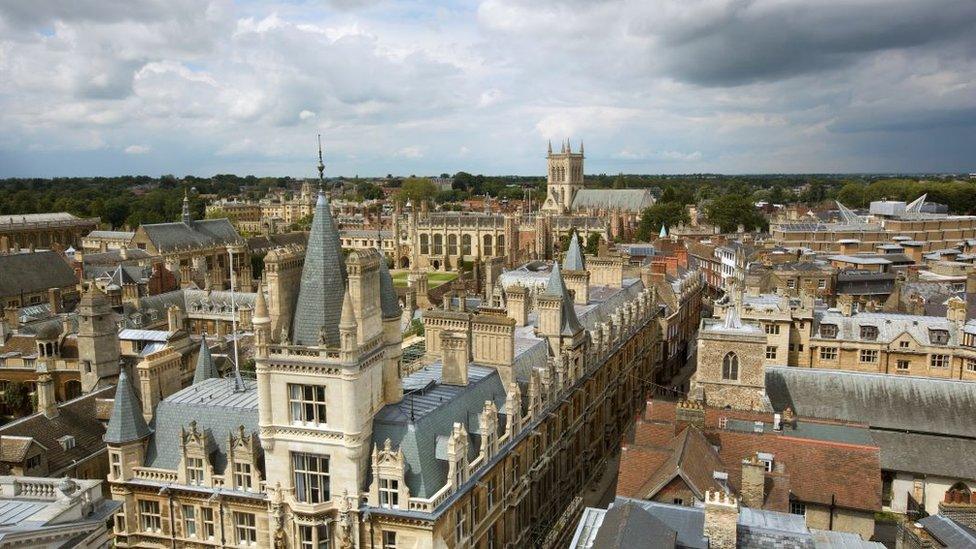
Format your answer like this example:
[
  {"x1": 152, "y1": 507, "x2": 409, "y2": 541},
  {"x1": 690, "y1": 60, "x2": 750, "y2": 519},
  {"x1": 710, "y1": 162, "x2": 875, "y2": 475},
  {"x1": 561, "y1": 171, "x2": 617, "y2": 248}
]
[
  {"x1": 76, "y1": 285, "x2": 120, "y2": 392},
  {"x1": 542, "y1": 139, "x2": 584, "y2": 214}
]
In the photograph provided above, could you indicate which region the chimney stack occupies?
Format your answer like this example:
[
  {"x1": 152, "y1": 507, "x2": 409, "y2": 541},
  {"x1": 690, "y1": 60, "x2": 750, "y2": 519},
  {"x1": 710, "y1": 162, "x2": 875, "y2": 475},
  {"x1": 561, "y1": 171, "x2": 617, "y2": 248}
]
[
  {"x1": 675, "y1": 400, "x2": 705, "y2": 435},
  {"x1": 47, "y1": 288, "x2": 62, "y2": 315},
  {"x1": 36, "y1": 364, "x2": 59, "y2": 419},
  {"x1": 740, "y1": 455, "x2": 766, "y2": 508},
  {"x1": 703, "y1": 491, "x2": 739, "y2": 549},
  {"x1": 441, "y1": 332, "x2": 469, "y2": 386}
]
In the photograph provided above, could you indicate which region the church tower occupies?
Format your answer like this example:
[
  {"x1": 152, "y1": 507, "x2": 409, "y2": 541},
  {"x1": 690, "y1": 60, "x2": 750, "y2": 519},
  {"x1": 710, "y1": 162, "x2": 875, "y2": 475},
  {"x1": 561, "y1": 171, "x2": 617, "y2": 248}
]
[
  {"x1": 542, "y1": 139, "x2": 585, "y2": 214},
  {"x1": 77, "y1": 284, "x2": 120, "y2": 392}
]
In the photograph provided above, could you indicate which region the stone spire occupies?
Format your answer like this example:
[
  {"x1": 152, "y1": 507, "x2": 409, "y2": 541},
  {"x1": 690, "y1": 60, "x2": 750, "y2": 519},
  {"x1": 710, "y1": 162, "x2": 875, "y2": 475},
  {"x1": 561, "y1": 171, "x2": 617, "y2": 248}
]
[
  {"x1": 543, "y1": 262, "x2": 583, "y2": 335},
  {"x1": 291, "y1": 189, "x2": 348, "y2": 347},
  {"x1": 659, "y1": 224, "x2": 668, "y2": 239},
  {"x1": 193, "y1": 335, "x2": 219, "y2": 384},
  {"x1": 104, "y1": 369, "x2": 152, "y2": 444},
  {"x1": 547, "y1": 140, "x2": 552, "y2": 155},
  {"x1": 580, "y1": 140, "x2": 584, "y2": 156},
  {"x1": 254, "y1": 284, "x2": 268, "y2": 319},
  {"x1": 182, "y1": 190, "x2": 192, "y2": 224},
  {"x1": 563, "y1": 232, "x2": 586, "y2": 271}
]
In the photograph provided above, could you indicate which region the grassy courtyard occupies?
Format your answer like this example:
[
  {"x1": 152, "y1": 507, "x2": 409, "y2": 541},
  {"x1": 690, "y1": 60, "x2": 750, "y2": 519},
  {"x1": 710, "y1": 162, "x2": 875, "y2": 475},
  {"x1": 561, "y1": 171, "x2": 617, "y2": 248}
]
[{"x1": 391, "y1": 270, "x2": 458, "y2": 288}]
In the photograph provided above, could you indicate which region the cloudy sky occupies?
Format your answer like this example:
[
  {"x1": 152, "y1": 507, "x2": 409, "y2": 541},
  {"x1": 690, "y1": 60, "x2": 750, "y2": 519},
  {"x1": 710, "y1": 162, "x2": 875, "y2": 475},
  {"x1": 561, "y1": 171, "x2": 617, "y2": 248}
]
[{"x1": 1, "y1": 0, "x2": 975, "y2": 177}]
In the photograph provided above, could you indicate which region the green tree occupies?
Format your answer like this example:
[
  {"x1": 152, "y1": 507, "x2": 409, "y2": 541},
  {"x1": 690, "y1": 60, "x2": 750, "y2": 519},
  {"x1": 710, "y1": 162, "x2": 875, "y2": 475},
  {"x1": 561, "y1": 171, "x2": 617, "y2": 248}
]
[
  {"x1": 291, "y1": 214, "x2": 313, "y2": 232},
  {"x1": 637, "y1": 203, "x2": 690, "y2": 240},
  {"x1": 585, "y1": 232, "x2": 601, "y2": 255},
  {"x1": 706, "y1": 195, "x2": 768, "y2": 233},
  {"x1": 356, "y1": 182, "x2": 383, "y2": 200},
  {"x1": 395, "y1": 178, "x2": 438, "y2": 204},
  {"x1": 836, "y1": 182, "x2": 867, "y2": 208}
]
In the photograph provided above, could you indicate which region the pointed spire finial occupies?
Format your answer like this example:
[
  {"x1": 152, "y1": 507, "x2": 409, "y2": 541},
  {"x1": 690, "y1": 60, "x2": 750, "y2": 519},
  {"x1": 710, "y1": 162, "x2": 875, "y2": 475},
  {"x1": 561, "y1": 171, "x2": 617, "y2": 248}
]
[
  {"x1": 182, "y1": 189, "x2": 192, "y2": 224},
  {"x1": 580, "y1": 140, "x2": 584, "y2": 155},
  {"x1": 566, "y1": 138, "x2": 571, "y2": 154},
  {"x1": 317, "y1": 134, "x2": 325, "y2": 192},
  {"x1": 547, "y1": 139, "x2": 552, "y2": 155}
]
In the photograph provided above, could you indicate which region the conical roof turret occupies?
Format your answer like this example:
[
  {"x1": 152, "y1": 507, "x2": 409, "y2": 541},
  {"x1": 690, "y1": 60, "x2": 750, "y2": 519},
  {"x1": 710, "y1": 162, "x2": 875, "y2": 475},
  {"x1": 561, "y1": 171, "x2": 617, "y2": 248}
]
[
  {"x1": 193, "y1": 335, "x2": 219, "y2": 384},
  {"x1": 104, "y1": 369, "x2": 152, "y2": 444}
]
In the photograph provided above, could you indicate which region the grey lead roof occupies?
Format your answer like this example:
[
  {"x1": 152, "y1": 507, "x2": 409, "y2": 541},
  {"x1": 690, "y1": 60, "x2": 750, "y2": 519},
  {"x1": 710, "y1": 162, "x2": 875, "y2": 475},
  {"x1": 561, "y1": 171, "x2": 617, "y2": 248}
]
[
  {"x1": 916, "y1": 514, "x2": 976, "y2": 548},
  {"x1": 563, "y1": 232, "x2": 586, "y2": 271},
  {"x1": 145, "y1": 377, "x2": 259, "y2": 472},
  {"x1": 571, "y1": 189, "x2": 655, "y2": 213},
  {"x1": 292, "y1": 193, "x2": 348, "y2": 347},
  {"x1": 372, "y1": 363, "x2": 506, "y2": 498},
  {"x1": 104, "y1": 369, "x2": 152, "y2": 444},
  {"x1": 378, "y1": 252, "x2": 401, "y2": 319},
  {"x1": 140, "y1": 218, "x2": 241, "y2": 252},
  {"x1": 193, "y1": 336, "x2": 219, "y2": 384},
  {"x1": 765, "y1": 367, "x2": 976, "y2": 438},
  {"x1": 591, "y1": 501, "x2": 677, "y2": 549}
]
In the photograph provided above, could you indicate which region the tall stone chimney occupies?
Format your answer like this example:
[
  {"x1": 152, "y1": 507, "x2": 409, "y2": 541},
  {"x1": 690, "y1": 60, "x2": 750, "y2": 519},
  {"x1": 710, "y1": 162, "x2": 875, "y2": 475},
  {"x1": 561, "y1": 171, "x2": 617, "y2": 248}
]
[
  {"x1": 837, "y1": 294, "x2": 854, "y2": 317},
  {"x1": 36, "y1": 364, "x2": 58, "y2": 419},
  {"x1": 703, "y1": 491, "x2": 739, "y2": 549},
  {"x1": 675, "y1": 400, "x2": 705, "y2": 434},
  {"x1": 506, "y1": 283, "x2": 529, "y2": 326},
  {"x1": 441, "y1": 331, "x2": 469, "y2": 386},
  {"x1": 47, "y1": 288, "x2": 62, "y2": 315},
  {"x1": 740, "y1": 455, "x2": 766, "y2": 508}
]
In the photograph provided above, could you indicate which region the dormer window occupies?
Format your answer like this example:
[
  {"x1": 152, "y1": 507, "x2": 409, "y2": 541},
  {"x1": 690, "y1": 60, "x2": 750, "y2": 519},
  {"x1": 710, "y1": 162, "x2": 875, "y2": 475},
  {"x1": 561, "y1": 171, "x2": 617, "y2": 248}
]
[
  {"x1": 757, "y1": 452, "x2": 774, "y2": 472},
  {"x1": 820, "y1": 324, "x2": 837, "y2": 338},
  {"x1": 929, "y1": 329, "x2": 949, "y2": 345},
  {"x1": 187, "y1": 457, "x2": 205, "y2": 485},
  {"x1": 58, "y1": 435, "x2": 76, "y2": 451},
  {"x1": 860, "y1": 326, "x2": 878, "y2": 341}
]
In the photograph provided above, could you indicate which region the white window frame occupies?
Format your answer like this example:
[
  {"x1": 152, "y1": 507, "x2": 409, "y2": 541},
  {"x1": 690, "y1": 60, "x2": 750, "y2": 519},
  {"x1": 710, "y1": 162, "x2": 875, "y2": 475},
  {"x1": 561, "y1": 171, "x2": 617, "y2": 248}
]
[
  {"x1": 186, "y1": 456, "x2": 205, "y2": 486},
  {"x1": 379, "y1": 478, "x2": 399, "y2": 509},
  {"x1": 183, "y1": 505, "x2": 197, "y2": 539},
  {"x1": 859, "y1": 349, "x2": 878, "y2": 363},
  {"x1": 234, "y1": 512, "x2": 257, "y2": 546},
  {"x1": 293, "y1": 452, "x2": 331, "y2": 503},
  {"x1": 138, "y1": 499, "x2": 162, "y2": 533},
  {"x1": 289, "y1": 384, "x2": 328, "y2": 425},
  {"x1": 234, "y1": 462, "x2": 252, "y2": 491}
]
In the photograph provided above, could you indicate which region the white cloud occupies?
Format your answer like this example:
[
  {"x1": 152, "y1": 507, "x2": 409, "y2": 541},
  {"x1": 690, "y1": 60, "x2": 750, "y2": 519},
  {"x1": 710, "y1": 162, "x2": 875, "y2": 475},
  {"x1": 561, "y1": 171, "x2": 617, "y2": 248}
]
[
  {"x1": 124, "y1": 144, "x2": 150, "y2": 154},
  {"x1": 0, "y1": 0, "x2": 974, "y2": 176}
]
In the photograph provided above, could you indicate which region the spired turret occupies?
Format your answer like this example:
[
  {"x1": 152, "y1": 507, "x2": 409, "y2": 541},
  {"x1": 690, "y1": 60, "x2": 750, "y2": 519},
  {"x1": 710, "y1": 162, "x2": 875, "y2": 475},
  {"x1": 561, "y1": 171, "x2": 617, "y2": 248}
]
[{"x1": 291, "y1": 191, "x2": 347, "y2": 347}]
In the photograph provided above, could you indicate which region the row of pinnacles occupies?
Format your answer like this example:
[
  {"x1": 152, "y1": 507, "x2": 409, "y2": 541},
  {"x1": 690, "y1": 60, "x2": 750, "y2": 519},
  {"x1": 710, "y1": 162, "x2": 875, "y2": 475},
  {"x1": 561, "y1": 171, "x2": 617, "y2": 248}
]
[{"x1": 413, "y1": 233, "x2": 658, "y2": 502}]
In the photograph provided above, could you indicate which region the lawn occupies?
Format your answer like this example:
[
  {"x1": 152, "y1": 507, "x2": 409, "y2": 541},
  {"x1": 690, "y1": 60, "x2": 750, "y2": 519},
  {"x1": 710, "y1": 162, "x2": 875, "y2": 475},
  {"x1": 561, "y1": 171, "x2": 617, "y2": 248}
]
[{"x1": 391, "y1": 270, "x2": 458, "y2": 288}]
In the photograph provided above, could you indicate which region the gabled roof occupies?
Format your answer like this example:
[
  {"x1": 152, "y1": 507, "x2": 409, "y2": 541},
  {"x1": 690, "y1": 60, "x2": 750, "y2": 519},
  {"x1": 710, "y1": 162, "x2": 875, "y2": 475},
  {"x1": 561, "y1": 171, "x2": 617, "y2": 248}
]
[
  {"x1": 139, "y1": 218, "x2": 241, "y2": 252},
  {"x1": 0, "y1": 251, "x2": 78, "y2": 298},
  {"x1": 193, "y1": 336, "x2": 219, "y2": 384},
  {"x1": 104, "y1": 370, "x2": 152, "y2": 444},
  {"x1": 591, "y1": 501, "x2": 677, "y2": 549},
  {"x1": 572, "y1": 189, "x2": 655, "y2": 213},
  {"x1": 617, "y1": 426, "x2": 726, "y2": 500},
  {"x1": 563, "y1": 232, "x2": 586, "y2": 271},
  {"x1": 291, "y1": 192, "x2": 348, "y2": 346},
  {"x1": 0, "y1": 385, "x2": 116, "y2": 474},
  {"x1": 542, "y1": 262, "x2": 583, "y2": 336}
]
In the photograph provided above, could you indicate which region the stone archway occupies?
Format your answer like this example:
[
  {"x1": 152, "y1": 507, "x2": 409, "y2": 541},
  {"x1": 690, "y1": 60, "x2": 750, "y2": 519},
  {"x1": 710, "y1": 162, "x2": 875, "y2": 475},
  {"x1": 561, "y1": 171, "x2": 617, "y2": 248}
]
[
  {"x1": 399, "y1": 256, "x2": 410, "y2": 269},
  {"x1": 432, "y1": 259, "x2": 441, "y2": 271}
]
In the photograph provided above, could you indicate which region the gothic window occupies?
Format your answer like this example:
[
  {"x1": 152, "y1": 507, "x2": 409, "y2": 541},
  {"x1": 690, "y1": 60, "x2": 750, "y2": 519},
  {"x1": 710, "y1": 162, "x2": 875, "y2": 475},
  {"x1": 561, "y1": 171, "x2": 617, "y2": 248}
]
[
  {"x1": 496, "y1": 234, "x2": 505, "y2": 255},
  {"x1": 183, "y1": 505, "x2": 197, "y2": 538},
  {"x1": 461, "y1": 234, "x2": 472, "y2": 256},
  {"x1": 483, "y1": 234, "x2": 493, "y2": 256},
  {"x1": 420, "y1": 234, "x2": 429, "y2": 255},
  {"x1": 722, "y1": 352, "x2": 739, "y2": 380},
  {"x1": 138, "y1": 500, "x2": 162, "y2": 533},
  {"x1": 433, "y1": 234, "x2": 443, "y2": 255},
  {"x1": 448, "y1": 234, "x2": 458, "y2": 256},
  {"x1": 289, "y1": 384, "x2": 327, "y2": 425},
  {"x1": 293, "y1": 452, "x2": 330, "y2": 503},
  {"x1": 187, "y1": 457, "x2": 205, "y2": 485},
  {"x1": 234, "y1": 512, "x2": 257, "y2": 546},
  {"x1": 380, "y1": 478, "x2": 400, "y2": 509}
]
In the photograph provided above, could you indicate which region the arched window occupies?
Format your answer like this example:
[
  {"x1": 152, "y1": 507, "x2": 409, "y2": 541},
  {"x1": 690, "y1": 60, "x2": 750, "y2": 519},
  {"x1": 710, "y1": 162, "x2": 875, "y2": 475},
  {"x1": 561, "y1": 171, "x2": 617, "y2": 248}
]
[
  {"x1": 461, "y1": 234, "x2": 472, "y2": 256},
  {"x1": 722, "y1": 352, "x2": 739, "y2": 381},
  {"x1": 64, "y1": 380, "x2": 82, "y2": 400},
  {"x1": 496, "y1": 234, "x2": 505, "y2": 255},
  {"x1": 483, "y1": 234, "x2": 493, "y2": 257},
  {"x1": 448, "y1": 234, "x2": 458, "y2": 256},
  {"x1": 420, "y1": 234, "x2": 429, "y2": 255},
  {"x1": 433, "y1": 234, "x2": 443, "y2": 255}
]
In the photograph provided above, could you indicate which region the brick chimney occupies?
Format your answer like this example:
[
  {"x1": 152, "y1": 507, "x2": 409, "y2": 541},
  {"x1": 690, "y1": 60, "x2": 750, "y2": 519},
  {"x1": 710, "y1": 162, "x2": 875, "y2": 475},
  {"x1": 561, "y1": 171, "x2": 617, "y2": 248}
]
[
  {"x1": 703, "y1": 491, "x2": 739, "y2": 549},
  {"x1": 441, "y1": 331, "x2": 469, "y2": 386},
  {"x1": 837, "y1": 294, "x2": 854, "y2": 317},
  {"x1": 675, "y1": 400, "x2": 705, "y2": 434},
  {"x1": 740, "y1": 455, "x2": 766, "y2": 508},
  {"x1": 47, "y1": 287, "x2": 62, "y2": 315}
]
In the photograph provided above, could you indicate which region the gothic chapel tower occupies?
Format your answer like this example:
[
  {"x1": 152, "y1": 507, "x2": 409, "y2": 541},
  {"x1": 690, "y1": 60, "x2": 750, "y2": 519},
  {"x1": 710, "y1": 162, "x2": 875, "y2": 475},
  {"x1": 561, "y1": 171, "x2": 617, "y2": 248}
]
[{"x1": 542, "y1": 139, "x2": 584, "y2": 214}]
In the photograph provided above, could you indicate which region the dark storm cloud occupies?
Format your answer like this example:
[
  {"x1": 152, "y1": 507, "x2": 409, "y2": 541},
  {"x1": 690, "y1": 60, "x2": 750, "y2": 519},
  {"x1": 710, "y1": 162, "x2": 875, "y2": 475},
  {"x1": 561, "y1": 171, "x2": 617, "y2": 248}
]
[{"x1": 631, "y1": 0, "x2": 976, "y2": 87}]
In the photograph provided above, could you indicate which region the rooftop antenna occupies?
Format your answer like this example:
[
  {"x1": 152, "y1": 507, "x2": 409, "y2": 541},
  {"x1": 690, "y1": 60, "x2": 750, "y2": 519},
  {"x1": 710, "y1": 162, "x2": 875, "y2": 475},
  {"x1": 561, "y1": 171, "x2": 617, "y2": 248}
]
[{"x1": 227, "y1": 246, "x2": 245, "y2": 392}]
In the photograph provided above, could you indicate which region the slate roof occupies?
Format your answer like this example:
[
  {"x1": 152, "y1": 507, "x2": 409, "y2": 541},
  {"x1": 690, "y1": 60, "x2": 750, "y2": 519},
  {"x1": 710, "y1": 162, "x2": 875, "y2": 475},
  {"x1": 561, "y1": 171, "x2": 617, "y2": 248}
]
[
  {"x1": 144, "y1": 378, "x2": 259, "y2": 472},
  {"x1": 869, "y1": 430, "x2": 976, "y2": 480},
  {"x1": 814, "y1": 310, "x2": 959, "y2": 345},
  {"x1": 104, "y1": 370, "x2": 151, "y2": 444},
  {"x1": 139, "y1": 218, "x2": 241, "y2": 252},
  {"x1": 246, "y1": 232, "x2": 308, "y2": 255},
  {"x1": 372, "y1": 363, "x2": 506, "y2": 498},
  {"x1": 916, "y1": 514, "x2": 976, "y2": 547},
  {"x1": 193, "y1": 336, "x2": 219, "y2": 384},
  {"x1": 563, "y1": 232, "x2": 586, "y2": 271},
  {"x1": 542, "y1": 262, "x2": 583, "y2": 336},
  {"x1": 0, "y1": 385, "x2": 116, "y2": 474},
  {"x1": 85, "y1": 230, "x2": 135, "y2": 240},
  {"x1": 591, "y1": 501, "x2": 677, "y2": 549},
  {"x1": 765, "y1": 367, "x2": 976, "y2": 438},
  {"x1": 292, "y1": 193, "x2": 348, "y2": 347},
  {"x1": 571, "y1": 189, "x2": 655, "y2": 213},
  {"x1": 378, "y1": 252, "x2": 401, "y2": 319},
  {"x1": 0, "y1": 251, "x2": 77, "y2": 298}
]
